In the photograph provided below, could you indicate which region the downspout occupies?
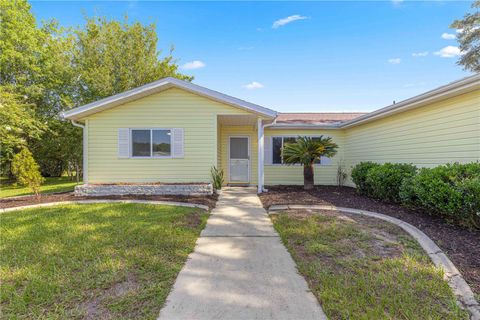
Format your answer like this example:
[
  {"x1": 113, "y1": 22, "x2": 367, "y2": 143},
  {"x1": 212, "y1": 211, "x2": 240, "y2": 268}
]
[
  {"x1": 71, "y1": 120, "x2": 87, "y2": 184},
  {"x1": 258, "y1": 118, "x2": 277, "y2": 193}
]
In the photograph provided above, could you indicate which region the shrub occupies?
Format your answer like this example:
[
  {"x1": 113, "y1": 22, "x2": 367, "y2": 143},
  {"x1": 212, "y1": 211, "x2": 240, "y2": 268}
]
[
  {"x1": 11, "y1": 148, "x2": 45, "y2": 198},
  {"x1": 210, "y1": 166, "x2": 224, "y2": 190},
  {"x1": 365, "y1": 163, "x2": 417, "y2": 203},
  {"x1": 351, "y1": 162, "x2": 381, "y2": 196},
  {"x1": 407, "y1": 163, "x2": 480, "y2": 228}
]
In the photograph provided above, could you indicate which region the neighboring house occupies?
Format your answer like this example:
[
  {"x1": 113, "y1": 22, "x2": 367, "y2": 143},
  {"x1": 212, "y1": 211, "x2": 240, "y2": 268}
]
[{"x1": 63, "y1": 74, "x2": 480, "y2": 192}]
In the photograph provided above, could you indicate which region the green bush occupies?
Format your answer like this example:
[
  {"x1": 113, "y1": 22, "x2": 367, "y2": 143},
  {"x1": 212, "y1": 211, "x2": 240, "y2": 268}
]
[
  {"x1": 365, "y1": 163, "x2": 417, "y2": 203},
  {"x1": 351, "y1": 162, "x2": 380, "y2": 196},
  {"x1": 11, "y1": 148, "x2": 45, "y2": 198},
  {"x1": 210, "y1": 166, "x2": 224, "y2": 191},
  {"x1": 406, "y1": 163, "x2": 480, "y2": 228}
]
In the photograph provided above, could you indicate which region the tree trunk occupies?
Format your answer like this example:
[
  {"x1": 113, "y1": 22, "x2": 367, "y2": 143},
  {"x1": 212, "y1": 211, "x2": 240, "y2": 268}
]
[{"x1": 303, "y1": 163, "x2": 314, "y2": 190}]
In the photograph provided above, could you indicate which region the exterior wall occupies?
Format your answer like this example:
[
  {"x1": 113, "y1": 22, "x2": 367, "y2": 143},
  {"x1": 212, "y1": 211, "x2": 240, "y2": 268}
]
[
  {"x1": 344, "y1": 91, "x2": 480, "y2": 186},
  {"x1": 264, "y1": 129, "x2": 346, "y2": 186},
  {"x1": 219, "y1": 125, "x2": 258, "y2": 185},
  {"x1": 85, "y1": 88, "x2": 251, "y2": 183}
]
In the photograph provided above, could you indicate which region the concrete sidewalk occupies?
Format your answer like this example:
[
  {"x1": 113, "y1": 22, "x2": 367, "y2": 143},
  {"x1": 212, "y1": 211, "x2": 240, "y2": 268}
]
[{"x1": 158, "y1": 187, "x2": 326, "y2": 320}]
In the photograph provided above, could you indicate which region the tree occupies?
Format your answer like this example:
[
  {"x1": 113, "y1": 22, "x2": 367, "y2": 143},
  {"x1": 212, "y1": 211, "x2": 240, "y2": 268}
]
[
  {"x1": 11, "y1": 148, "x2": 45, "y2": 199},
  {"x1": 282, "y1": 136, "x2": 338, "y2": 190},
  {"x1": 451, "y1": 0, "x2": 480, "y2": 72},
  {"x1": 0, "y1": 87, "x2": 45, "y2": 177}
]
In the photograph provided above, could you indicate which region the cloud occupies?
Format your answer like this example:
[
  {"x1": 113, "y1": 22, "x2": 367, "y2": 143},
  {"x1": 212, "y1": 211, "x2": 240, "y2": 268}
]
[
  {"x1": 412, "y1": 51, "x2": 429, "y2": 57},
  {"x1": 388, "y1": 58, "x2": 401, "y2": 64},
  {"x1": 434, "y1": 46, "x2": 462, "y2": 58},
  {"x1": 181, "y1": 60, "x2": 206, "y2": 70},
  {"x1": 272, "y1": 15, "x2": 308, "y2": 29},
  {"x1": 441, "y1": 33, "x2": 456, "y2": 40},
  {"x1": 243, "y1": 82, "x2": 264, "y2": 90}
]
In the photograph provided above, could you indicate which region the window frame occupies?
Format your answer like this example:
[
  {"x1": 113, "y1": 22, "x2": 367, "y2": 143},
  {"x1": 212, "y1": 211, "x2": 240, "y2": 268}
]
[
  {"x1": 269, "y1": 135, "x2": 331, "y2": 166},
  {"x1": 130, "y1": 128, "x2": 173, "y2": 159}
]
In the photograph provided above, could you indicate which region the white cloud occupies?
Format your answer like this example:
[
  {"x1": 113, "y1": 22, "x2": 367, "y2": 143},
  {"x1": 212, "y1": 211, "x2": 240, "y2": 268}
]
[
  {"x1": 434, "y1": 46, "x2": 462, "y2": 58},
  {"x1": 243, "y1": 81, "x2": 264, "y2": 90},
  {"x1": 412, "y1": 51, "x2": 429, "y2": 57},
  {"x1": 272, "y1": 15, "x2": 308, "y2": 29},
  {"x1": 181, "y1": 60, "x2": 206, "y2": 70},
  {"x1": 388, "y1": 58, "x2": 401, "y2": 64},
  {"x1": 441, "y1": 32, "x2": 456, "y2": 40}
]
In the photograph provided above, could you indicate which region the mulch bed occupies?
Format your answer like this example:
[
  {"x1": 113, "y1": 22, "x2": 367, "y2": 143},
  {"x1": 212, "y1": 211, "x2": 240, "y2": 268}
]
[
  {"x1": 0, "y1": 192, "x2": 218, "y2": 210},
  {"x1": 259, "y1": 185, "x2": 480, "y2": 295}
]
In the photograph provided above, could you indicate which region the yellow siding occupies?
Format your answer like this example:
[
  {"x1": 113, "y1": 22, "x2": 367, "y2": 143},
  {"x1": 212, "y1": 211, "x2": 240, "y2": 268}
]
[
  {"x1": 344, "y1": 91, "x2": 480, "y2": 186},
  {"x1": 85, "y1": 88, "x2": 251, "y2": 183},
  {"x1": 264, "y1": 129, "x2": 346, "y2": 186},
  {"x1": 219, "y1": 125, "x2": 258, "y2": 185}
]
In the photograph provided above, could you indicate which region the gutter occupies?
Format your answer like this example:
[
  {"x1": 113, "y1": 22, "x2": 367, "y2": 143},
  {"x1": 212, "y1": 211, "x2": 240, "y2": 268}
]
[{"x1": 71, "y1": 120, "x2": 87, "y2": 184}]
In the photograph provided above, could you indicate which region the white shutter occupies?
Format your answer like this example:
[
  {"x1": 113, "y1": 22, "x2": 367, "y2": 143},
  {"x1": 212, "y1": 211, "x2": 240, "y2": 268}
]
[
  {"x1": 118, "y1": 128, "x2": 130, "y2": 158},
  {"x1": 264, "y1": 136, "x2": 272, "y2": 165},
  {"x1": 172, "y1": 128, "x2": 184, "y2": 158},
  {"x1": 320, "y1": 156, "x2": 332, "y2": 165}
]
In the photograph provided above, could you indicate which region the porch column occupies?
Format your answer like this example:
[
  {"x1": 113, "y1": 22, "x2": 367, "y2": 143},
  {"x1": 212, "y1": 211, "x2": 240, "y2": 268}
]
[{"x1": 257, "y1": 118, "x2": 264, "y2": 193}]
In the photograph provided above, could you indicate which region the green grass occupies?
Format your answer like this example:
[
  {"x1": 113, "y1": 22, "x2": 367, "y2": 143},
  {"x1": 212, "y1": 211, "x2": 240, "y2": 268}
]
[
  {"x1": 0, "y1": 203, "x2": 208, "y2": 319},
  {"x1": 272, "y1": 210, "x2": 469, "y2": 320},
  {"x1": 0, "y1": 176, "x2": 81, "y2": 198}
]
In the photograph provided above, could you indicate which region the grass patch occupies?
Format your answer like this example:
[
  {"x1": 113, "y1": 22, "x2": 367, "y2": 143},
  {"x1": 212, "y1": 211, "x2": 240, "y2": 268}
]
[
  {"x1": 272, "y1": 210, "x2": 469, "y2": 319},
  {"x1": 0, "y1": 203, "x2": 208, "y2": 319},
  {"x1": 0, "y1": 176, "x2": 81, "y2": 198}
]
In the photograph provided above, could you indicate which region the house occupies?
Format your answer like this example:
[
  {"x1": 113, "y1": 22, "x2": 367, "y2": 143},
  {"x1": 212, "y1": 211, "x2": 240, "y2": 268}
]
[{"x1": 62, "y1": 74, "x2": 480, "y2": 194}]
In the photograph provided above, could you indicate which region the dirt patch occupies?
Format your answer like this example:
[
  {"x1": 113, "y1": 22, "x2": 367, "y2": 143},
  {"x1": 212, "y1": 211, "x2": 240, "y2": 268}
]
[
  {"x1": 0, "y1": 192, "x2": 217, "y2": 210},
  {"x1": 261, "y1": 185, "x2": 480, "y2": 295}
]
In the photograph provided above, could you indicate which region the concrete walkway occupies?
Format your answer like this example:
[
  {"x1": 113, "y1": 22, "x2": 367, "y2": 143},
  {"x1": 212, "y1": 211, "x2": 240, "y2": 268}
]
[{"x1": 158, "y1": 187, "x2": 327, "y2": 320}]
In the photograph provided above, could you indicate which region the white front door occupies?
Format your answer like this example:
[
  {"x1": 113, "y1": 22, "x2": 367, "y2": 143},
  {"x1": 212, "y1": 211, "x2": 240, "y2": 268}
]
[{"x1": 229, "y1": 136, "x2": 250, "y2": 183}]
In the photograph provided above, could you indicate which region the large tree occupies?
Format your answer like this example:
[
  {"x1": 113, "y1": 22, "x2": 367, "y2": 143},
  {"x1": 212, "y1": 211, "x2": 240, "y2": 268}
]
[{"x1": 451, "y1": 0, "x2": 480, "y2": 72}]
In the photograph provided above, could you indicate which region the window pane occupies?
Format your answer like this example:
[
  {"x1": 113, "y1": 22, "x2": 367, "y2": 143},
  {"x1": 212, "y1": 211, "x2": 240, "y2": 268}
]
[
  {"x1": 284, "y1": 137, "x2": 297, "y2": 145},
  {"x1": 132, "y1": 130, "x2": 151, "y2": 157},
  {"x1": 230, "y1": 137, "x2": 248, "y2": 159},
  {"x1": 272, "y1": 137, "x2": 282, "y2": 164},
  {"x1": 153, "y1": 130, "x2": 171, "y2": 156}
]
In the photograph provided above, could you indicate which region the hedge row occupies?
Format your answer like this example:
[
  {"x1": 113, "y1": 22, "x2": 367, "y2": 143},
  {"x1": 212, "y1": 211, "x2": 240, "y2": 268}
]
[{"x1": 351, "y1": 162, "x2": 480, "y2": 229}]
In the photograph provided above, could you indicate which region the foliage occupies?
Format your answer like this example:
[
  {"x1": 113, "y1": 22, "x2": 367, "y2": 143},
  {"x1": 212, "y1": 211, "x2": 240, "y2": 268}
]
[
  {"x1": 350, "y1": 162, "x2": 381, "y2": 196},
  {"x1": 0, "y1": 203, "x2": 207, "y2": 319},
  {"x1": 450, "y1": 0, "x2": 480, "y2": 72},
  {"x1": 282, "y1": 136, "x2": 338, "y2": 190},
  {"x1": 336, "y1": 160, "x2": 347, "y2": 187},
  {"x1": 365, "y1": 163, "x2": 417, "y2": 203},
  {"x1": 210, "y1": 166, "x2": 224, "y2": 190},
  {"x1": 11, "y1": 148, "x2": 45, "y2": 197},
  {"x1": 0, "y1": 88, "x2": 45, "y2": 176},
  {"x1": 403, "y1": 163, "x2": 480, "y2": 229}
]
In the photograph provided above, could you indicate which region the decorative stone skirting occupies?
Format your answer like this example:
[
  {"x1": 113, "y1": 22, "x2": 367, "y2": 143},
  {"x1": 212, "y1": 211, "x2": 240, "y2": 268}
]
[
  {"x1": 268, "y1": 204, "x2": 480, "y2": 320},
  {"x1": 0, "y1": 200, "x2": 209, "y2": 213},
  {"x1": 75, "y1": 183, "x2": 213, "y2": 197}
]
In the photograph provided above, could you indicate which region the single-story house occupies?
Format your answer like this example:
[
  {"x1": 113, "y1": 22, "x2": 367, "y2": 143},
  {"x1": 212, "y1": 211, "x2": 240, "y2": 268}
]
[{"x1": 62, "y1": 74, "x2": 480, "y2": 193}]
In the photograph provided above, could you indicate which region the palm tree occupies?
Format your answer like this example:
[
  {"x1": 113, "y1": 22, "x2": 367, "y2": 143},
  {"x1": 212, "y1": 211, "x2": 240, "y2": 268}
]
[{"x1": 282, "y1": 136, "x2": 338, "y2": 190}]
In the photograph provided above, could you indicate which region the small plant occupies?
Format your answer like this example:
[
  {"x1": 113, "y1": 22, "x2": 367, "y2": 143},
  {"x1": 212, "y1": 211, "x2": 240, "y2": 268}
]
[
  {"x1": 210, "y1": 166, "x2": 224, "y2": 190},
  {"x1": 11, "y1": 148, "x2": 45, "y2": 199},
  {"x1": 336, "y1": 160, "x2": 347, "y2": 187}
]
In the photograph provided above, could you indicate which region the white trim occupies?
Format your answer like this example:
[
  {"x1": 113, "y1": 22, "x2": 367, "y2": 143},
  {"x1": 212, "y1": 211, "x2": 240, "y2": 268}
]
[
  {"x1": 71, "y1": 120, "x2": 88, "y2": 183},
  {"x1": 257, "y1": 118, "x2": 264, "y2": 193},
  {"x1": 130, "y1": 128, "x2": 173, "y2": 158},
  {"x1": 62, "y1": 77, "x2": 277, "y2": 120},
  {"x1": 227, "y1": 135, "x2": 251, "y2": 184}
]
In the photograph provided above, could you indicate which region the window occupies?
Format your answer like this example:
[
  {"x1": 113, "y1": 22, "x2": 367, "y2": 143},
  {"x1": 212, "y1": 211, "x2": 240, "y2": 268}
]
[
  {"x1": 271, "y1": 136, "x2": 325, "y2": 165},
  {"x1": 131, "y1": 129, "x2": 171, "y2": 157}
]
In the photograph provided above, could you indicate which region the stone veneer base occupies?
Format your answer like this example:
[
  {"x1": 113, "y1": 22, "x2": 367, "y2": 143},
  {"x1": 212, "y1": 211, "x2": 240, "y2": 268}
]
[{"x1": 75, "y1": 183, "x2": 213, "y2": 196}]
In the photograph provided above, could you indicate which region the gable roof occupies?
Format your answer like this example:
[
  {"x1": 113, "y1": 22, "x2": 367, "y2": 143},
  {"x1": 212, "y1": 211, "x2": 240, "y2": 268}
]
[{"x1": 62, "y1": 77, "x2": 278, "y2": 120}]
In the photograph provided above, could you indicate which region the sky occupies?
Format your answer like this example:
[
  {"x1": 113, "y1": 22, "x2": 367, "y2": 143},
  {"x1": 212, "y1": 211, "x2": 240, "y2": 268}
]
[{"x1": 31, "y1": 0, "x2": 475, "y2": 113}]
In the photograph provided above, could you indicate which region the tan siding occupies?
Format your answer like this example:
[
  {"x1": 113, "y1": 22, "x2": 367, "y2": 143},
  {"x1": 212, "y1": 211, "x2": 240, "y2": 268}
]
[
  {"x1": 264, "y1": 129, "x2": 346, "y2": 186},
  {"x1": 85, "y1": 88, "x2": 251, "y2": 183},
  {"x1": 344, "y1": 91, "x2": 480, "y2": 186}
]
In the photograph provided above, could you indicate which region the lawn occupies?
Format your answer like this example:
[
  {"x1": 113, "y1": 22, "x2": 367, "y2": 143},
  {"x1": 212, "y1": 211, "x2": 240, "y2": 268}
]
[
  {"x1": 0, "y1": 203, "x2": 208, "y2": 319},
  {"x1": 272, "y1": 209, "x2": 469, "y2": 320},
  {"x1": 0, "y1": 176, "x2": 81, "y2": 198}
]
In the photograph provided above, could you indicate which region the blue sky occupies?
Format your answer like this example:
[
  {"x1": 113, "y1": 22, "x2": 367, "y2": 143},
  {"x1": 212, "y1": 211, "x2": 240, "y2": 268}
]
[{"x1": 31, "y1": 1, "x2": 474, "y2": 112}]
